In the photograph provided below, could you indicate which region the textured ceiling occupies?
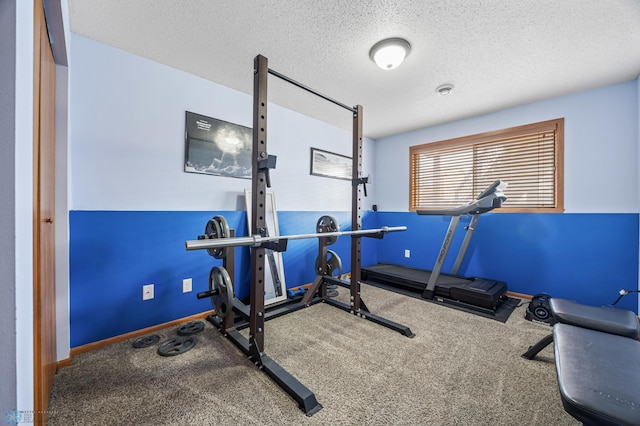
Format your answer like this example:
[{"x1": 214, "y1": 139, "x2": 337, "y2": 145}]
[{"x1": 68, "y1": 0, "x2": 640, "y2": 139}]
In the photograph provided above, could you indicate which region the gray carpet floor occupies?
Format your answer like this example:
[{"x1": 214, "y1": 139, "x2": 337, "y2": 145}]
[{"x1": 48, "y1": 284, "x2": 579, "y2": 425}]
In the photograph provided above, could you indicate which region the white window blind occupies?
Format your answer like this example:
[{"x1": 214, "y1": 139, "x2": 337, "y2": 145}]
[{"x1": 410, "y1": 118, "x2": 564, "y2": 212}]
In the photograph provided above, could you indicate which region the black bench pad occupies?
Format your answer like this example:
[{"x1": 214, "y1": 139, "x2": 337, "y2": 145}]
[
  {"x1": 554, "y1": 324, "x2": 640, "y2": 426},
  {"x1": 550, "y1": 298, "x2": 639, "y2": 338}
]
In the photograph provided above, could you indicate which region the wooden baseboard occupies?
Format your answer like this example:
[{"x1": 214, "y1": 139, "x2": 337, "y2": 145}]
[
  {"x1": 507, "y1": 291, "x2": 532, "y2": 301},
  {"x1": 65, "y1": 311, "x2": 214, "y2": 363},
  {"x1": 56, "y1": 358, "x2": 72, "y2": 369}
]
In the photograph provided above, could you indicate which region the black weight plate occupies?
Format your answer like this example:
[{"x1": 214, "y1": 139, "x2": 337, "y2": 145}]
[
  {"x1": 209, "y1": 266, "x2": 234, "y2": 318},
  {"x1": 326, "y1": 250, "x2": 342, "y2": 278},
  {"x1": 212, "y1": 215, "x2": 230, "y2": 259},
  {"x1": 315, "y1": 249, "x2": 343, "y2": 278},
  {"x1": 177, "y1": 321, "x2": 205, "y2": 336},
  {"x1": 157, "y1": 336, "x2": 196, "y2": 357},
  {"x1": 204, "y1": 218, "x2": 230, "y2": 259},
  {"x1": 204, "y1": 218, "x2": 222, "y2": 258},
  {"x1": 213, "y1": 215, "x2": 230, "y2": 238},
  {"x1": 316, "y1": 215, "x2": 339, "y2": 245},
  {"x1": 132, "y1": 334, "x2": 161, "y2": 348}
]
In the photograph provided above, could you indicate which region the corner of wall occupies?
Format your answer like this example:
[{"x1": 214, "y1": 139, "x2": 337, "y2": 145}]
[
  {"x1": 637, "y1": 74, "x2": 640, "y2": 311},
  {"x1": 0, "y1": 0, "x2": 18, "y2": 414}
]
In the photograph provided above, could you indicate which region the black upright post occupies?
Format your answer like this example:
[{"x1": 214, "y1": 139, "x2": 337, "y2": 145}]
[
  {"x1": 350, "y1": 105, "x2": 364, "y2": 312},
  {"x1": 251, "y1": 54, "x2": 269, "y2": 354},
  {"x1": 221, "y1": 229, "x2": 236, "y2": 332}
]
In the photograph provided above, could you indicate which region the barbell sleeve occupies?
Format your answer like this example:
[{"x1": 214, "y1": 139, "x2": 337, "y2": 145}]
[
  {"x1": 185, "y1": 226, "x2": 407, "y2": 251},
  {"x1": 197, "y1": 289, "x2": 220, "y2": 299}
]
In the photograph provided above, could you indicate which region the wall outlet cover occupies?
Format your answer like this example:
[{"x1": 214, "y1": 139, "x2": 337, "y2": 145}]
[
  {"x1": 143, "y1": 284, "x2": 154, "y2": 300},
  {"x1": 182, "y1": 278, "x2": 192, "y2": 293}
]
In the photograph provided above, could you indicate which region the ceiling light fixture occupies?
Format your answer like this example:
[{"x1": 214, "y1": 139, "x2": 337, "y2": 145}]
[
  {"x1": 436, "y1": 83, "x2": 454, "y2": 95},
  {"x1": 369, "y1": 38, "x2": 411, "y2": 70}
]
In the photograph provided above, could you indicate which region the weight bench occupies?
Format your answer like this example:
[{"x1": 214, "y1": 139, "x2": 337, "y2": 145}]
[
  {"x1": 522, "y1": 298, "x2": 639, "y2": 360},
  {"x1": 554, "y1": 323, "x2": 640, "y2": 425}
]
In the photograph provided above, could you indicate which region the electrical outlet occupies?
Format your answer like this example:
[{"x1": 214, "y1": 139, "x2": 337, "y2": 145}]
[
  {"x1": 182, "y1": 278, "x2": 192, "y2": 293},
  {"x1": 404, "y1": 249, "x2": 411, "y2": 258},
  {"x1": 142, "y1": 284, "x2": 154, "y2": 300}
]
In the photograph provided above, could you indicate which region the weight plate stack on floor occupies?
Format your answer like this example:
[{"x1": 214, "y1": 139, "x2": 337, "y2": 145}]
[
  {"x1": 132, "y1": 334, "x2": 161, "y2": 349},
  {"x1": 177, "y1": 321, "x2": 205, "y2": 336},
  {"x1": 157, "y1": 336, "x2": 196, "y2": 357}
]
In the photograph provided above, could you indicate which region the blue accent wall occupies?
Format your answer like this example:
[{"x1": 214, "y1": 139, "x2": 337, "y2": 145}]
[
  {"x1": 69, "y1": 210, "x2": 378, "y2": 347},
  {"x1": 70, "y1": 209, "x2": 637, "y2": 348},
  {"x1": 70, "y1": 211, "x2": 242, "y2": 347},
  {"x1": 376, "y1": 212, "x2": 639, "y2": 313}
]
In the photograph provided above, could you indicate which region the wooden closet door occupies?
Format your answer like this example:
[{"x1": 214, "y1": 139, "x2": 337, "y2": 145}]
[{"x1": 33, "y1": 0, "x2": 57, "y2": 424}]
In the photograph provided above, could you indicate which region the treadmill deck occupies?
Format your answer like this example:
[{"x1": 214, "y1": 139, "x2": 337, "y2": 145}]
[
  {"x1": 361, "y1": 263, "x2": 508, "y2": 310},
  {"x1": 363, "y1": 263, "x2": 469, "y2": 289}
]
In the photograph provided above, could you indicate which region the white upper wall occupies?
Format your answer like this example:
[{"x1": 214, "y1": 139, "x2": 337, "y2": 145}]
[
  {"x1": 375, "y1": 80, "x2": 639, "y2": 213},
  {"x1": 68, "y1": 34, "x2": 639, "y2": 214},
  {"x1": 70, "y1": 34, "x2": 375, "y2": 212}
]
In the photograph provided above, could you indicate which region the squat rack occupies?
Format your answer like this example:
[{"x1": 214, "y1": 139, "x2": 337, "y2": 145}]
[{"x1": 191, "y1": 55, "x2": 414, "y2": 416}]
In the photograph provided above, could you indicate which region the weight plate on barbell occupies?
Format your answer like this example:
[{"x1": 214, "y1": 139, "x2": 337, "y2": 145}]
[
  {"x1": 177, "y1": 321, "x2": 205, "y2": 336},
  {"x1": 204, "y1": 216, "x2": 230, "y2": 259},
  {"x1": 213, "y1": 215, "x2": 230, "y2": 238},
  {"x1": 209, "y1": 265, "x2": 234, "y2": 319},
  {"x1": 315, "y1": 249, "x2": 343, "y2": 278},
  {"x1": 132, "y1": 334, "x2": 161, "y2": 349},
  {"x1": 316, "y1": 215, "x2": 339, "y2": 245},
  {"x1": 204, "y1": 218, "x2": 222, "y2": 258},
  {"x1": 157, "y1": 336, "x2": 196, "y2": 357}
]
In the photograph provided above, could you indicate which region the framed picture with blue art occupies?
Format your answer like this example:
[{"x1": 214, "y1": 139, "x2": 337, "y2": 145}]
[{"x1": 184, "y1": 111, "x2": 252, "y2": 179}]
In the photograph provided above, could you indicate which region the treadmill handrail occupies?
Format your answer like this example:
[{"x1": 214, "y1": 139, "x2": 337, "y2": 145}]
[{"x1": 417, "y1": 180, "x2": 507, "y2": 216}]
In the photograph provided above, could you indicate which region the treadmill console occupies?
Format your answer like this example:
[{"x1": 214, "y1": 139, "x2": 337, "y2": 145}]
[
  {"x1": 416, "y1": 180, "x2": 508, "y2": 216},
  {"x1": 477, "y1": 180, "x2": 506, "y2": 200},
  {"x1": 476, "y1": 180, "x2": 508, "y2": 212}
]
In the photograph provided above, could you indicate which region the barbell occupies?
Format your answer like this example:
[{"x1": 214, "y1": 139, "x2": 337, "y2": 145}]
[{"x1": 185, "y1": 224, "x2": 407, "y2": 251}]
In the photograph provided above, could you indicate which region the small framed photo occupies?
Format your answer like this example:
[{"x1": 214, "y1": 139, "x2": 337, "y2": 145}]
[{"x1": 310, "y1": 147, "x2": 352, "y2": 181}]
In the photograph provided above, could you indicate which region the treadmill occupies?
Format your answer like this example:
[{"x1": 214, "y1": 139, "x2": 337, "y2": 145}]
[{"x1": 362, "y1": 180, "x2": 508, "y2": 313}]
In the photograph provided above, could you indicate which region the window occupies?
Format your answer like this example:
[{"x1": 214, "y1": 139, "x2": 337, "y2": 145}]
[{"x1": 410, "y1": 118, "x2": 564, "y2": 212}]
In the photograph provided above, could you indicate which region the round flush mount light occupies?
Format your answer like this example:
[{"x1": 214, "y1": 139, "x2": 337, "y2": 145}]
[
  {"x1": 369, "y1": 38, "x2": 411, "y2": 70},
  {"x1": 436, "y1": 83, "x2": 454, "y2": 95}
]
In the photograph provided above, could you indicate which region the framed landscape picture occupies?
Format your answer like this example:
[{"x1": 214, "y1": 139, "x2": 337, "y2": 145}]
[{"x1": 310, "y1": 147, "x2": 352, "y2": 180}]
